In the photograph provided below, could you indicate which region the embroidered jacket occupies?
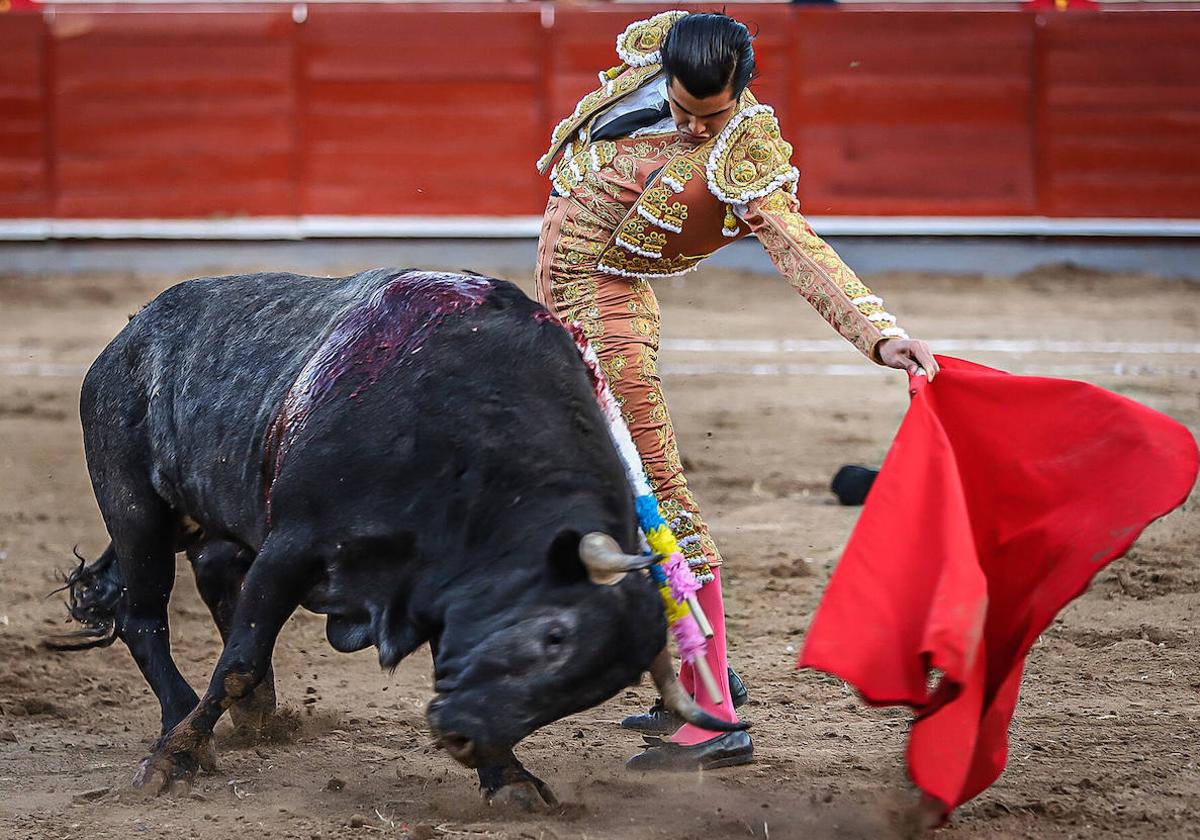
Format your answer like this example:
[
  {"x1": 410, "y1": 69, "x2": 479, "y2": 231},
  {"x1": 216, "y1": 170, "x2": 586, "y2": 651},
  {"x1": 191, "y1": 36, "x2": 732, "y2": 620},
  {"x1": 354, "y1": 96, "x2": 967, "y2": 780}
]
[{"x1": 537, "y1": 10, "x2": 907, "y2": 360}]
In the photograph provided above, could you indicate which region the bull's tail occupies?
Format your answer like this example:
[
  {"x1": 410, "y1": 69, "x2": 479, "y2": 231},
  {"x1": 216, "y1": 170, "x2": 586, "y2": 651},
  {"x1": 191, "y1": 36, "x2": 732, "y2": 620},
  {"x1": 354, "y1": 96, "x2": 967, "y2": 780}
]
[{"x1": 44, "y1": 544, "x2": 124, "y2": 650}]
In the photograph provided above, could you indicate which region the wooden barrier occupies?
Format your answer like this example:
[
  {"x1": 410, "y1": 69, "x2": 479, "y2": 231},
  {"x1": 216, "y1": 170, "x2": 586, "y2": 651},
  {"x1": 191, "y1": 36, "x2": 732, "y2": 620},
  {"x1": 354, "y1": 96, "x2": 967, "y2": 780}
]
[
  {"x1": 1037, "y1": 12, "x2": 1200, "y2": 217},
  {"x1": 0, "y1": 5, "x2": 1197, "y2": 220},
  {"x1": 299, "y1": 5, "x2": 545, "y2": 216},
  {"x1": 0, "y1": 12, "x2": 48, "y2": 216},
  {"x1": 787, "y1": 11, "x2": 1038, "y2": 216},
  {"x1": 50, "y1": 11, "x2": 297, "y2": 217}
]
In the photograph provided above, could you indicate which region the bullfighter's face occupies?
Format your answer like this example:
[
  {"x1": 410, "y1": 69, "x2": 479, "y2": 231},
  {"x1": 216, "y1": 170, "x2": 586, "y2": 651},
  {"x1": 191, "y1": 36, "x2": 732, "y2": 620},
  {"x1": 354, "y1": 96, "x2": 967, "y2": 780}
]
[
  {"x1": 425, "y1": 548, "x2": 665, "y2": 767},
  {"x1": 666, "y1": 77, "x2": 738, "y2": 145}
]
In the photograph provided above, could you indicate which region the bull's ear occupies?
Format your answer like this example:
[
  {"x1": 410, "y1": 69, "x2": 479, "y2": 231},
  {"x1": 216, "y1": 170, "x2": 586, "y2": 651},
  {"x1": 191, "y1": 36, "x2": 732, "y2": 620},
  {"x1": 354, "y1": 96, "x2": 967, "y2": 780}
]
[{"x1": 547, "y1": 528, "x2": 587, "y2": 584}]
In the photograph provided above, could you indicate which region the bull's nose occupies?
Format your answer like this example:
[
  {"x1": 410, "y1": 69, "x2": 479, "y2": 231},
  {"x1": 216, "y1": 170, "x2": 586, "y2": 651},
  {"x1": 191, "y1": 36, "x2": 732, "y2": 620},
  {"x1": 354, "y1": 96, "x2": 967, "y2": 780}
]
[{"x1": 437, "y1": 731, "x2": 477, "y2": 766}]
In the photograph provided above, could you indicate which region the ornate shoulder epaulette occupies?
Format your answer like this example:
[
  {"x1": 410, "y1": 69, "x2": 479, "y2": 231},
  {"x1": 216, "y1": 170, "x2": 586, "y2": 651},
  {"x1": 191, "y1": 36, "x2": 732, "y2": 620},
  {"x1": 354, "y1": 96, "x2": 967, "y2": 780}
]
[
  {"x1": 536, "y1": 63, "x2": 661, "y2": 174},
  {"x1": 616, "y1": 10, "x2": 687, "y2": 67},
  {"x1": 538, "y1": 11, "x2": 687, "y2": 175},
  {"x1": 706, "y1": 104, "x2": 799, "y2": 205}
]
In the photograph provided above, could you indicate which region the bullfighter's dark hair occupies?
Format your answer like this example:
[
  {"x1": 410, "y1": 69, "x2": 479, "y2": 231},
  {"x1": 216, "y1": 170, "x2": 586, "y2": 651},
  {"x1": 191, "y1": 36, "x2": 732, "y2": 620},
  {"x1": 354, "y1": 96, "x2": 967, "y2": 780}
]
[{"x1": 660, "y1": 12, "x2": 756, "y2": 99}]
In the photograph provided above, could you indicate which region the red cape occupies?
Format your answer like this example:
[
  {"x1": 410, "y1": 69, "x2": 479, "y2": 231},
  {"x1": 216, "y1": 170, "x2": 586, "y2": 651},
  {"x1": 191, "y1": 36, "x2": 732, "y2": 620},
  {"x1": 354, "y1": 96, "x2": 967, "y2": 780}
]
[{"x1": 799, "y1": 356, "x2": 1198, "y2": 815}]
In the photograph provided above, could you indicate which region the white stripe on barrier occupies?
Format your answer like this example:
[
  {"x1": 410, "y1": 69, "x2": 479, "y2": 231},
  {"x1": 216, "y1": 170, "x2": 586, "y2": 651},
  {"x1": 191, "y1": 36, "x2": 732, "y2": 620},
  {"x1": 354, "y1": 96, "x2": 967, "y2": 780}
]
[
  {"x1": 3, "y1": 361, "x2": 1197, "y2": 380},
  {"x1": 662, "y1": 339, "x2": 1200, "y2": 355},
  {"x1": 660, "y1": 362, "x2": 1200, "y2": 378},
  {"x1": 4, "y1": 215, "x2": 1200, "y2": 241},
  {"x1": 3, "y1": 341, "x2": 1197, "y2": 380}
]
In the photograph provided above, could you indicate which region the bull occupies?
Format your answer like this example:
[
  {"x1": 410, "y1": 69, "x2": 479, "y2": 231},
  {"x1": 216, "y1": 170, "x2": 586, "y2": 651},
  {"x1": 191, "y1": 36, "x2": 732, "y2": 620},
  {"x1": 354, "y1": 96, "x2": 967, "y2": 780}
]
[{"x1": 54, "y1": 268, "x2": 742, "y2": 807}]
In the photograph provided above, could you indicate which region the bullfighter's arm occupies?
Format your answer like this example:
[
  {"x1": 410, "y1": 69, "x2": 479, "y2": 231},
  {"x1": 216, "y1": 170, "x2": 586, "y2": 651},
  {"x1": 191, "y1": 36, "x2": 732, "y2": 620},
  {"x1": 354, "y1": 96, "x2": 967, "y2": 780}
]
[{"x1": 737, "y1": 189, "x2": 907, "y2": 363}]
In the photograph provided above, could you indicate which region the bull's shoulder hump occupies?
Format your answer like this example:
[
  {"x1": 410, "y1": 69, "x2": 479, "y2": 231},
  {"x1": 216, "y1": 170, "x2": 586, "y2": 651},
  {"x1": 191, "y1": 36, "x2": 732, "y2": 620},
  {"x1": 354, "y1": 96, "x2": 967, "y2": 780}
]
[{"x1": 129, "y1": 272, "x2": 357, "y2": 324}]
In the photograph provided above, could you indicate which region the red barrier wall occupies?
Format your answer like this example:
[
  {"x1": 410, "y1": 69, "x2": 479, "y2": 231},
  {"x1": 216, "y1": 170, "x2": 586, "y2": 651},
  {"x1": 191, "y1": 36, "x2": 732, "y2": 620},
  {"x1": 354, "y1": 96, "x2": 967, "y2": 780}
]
[
  {"x1": 299, "y1": 6, "x2": 545, "y2": 216},
  {"x1": 50, "y1": 11, "x2": 297, "y2": 217},
  {"x1": 789, "y1": 11, "x2": 1038, "y2": 216},
  {"x1": 0, "y1": 13, "x2": 48, "y2": 216},
  {"x1": 1, "y1": 5, "x2": 1198, "y2": 221},
  {"x1": 1038, "y1": 12, "x2": 1200, "y2": 217}
]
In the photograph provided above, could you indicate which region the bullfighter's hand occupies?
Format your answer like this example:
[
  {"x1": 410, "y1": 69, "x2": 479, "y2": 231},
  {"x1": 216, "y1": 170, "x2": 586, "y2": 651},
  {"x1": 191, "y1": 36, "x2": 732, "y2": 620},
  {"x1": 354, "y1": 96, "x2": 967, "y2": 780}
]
[{"x1": 878, "y1": 338, "x2": 938, "y2": 380}]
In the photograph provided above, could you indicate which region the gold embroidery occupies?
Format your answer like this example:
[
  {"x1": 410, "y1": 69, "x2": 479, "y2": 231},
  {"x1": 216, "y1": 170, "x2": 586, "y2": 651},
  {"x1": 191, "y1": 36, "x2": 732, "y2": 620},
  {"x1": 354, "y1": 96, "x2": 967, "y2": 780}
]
[
  {"x1": 539, "y1": 195, "x2": 724, "y2": 572},
  {"x1": 591, "y1": 141, "x2": 618, "y2": 171},
  {"x1": 631, "y1": 315, "x2": 657, "y2": 339},
  {"x1": 659, "y1": 156, "x2": 695, "y2": 192},
  {"x1": 596, "y1": 245, "x2": 705, "y2": 279},
  {"x1": 659, "y1": 497, "x2": 716, "y2": 576},
  {"x1": 552, "y1": 143, "x2": 608, "y2": 196},
  {"x1": 638, "y1": 182, "x2": 689, "y2": 233},
  {"x1": 633, "y1": 278, "x2": 660, "y2": 321},
  {"x1": 600, "y1": 63, "x2": 626, "y2": 82},
  {"x1": 537, "y1": 64, "x2": 661, "y2": 174},
  {"x1": 722, "y1": 205, "x2": 739, "y2": 237},
  {"x1": 749, "y1": 191, "x2": 902, "y2": 359},
  {"x1": 611, "y1": 136, "x2": 684, "y2": 183},
  {"x1": 709, "y1": 107, "x2": 798, "y2": 204},
  {"x1": 594, "y1": 141, "x2": 738, "y2": 277},
  {"x1": 565, "y1": 137, "x2": 684, "y2": 232},
  {"x1": 615, "y1": 218, "x2": 668, "y2": 259},
  {"x1": 757, "y1": 189, "x2": 793, "y2": 215},
  {"x1": 615, "y1": 10, "x2": 687, "y2": 67},
  {"x1": 600, "y1": 352, "x2": 627, "y2": 387}
]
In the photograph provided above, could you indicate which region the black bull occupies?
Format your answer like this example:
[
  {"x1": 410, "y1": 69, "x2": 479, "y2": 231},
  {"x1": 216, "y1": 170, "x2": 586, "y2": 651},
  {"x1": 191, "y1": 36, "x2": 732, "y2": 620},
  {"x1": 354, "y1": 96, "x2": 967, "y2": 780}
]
[{"x1": 54, "y1": 268, "x2": 741, "y2": 807}]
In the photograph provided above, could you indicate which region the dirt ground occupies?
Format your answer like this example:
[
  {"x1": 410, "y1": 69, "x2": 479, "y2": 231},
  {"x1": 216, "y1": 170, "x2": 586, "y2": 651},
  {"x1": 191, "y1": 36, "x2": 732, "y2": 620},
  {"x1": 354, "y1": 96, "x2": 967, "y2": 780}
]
[{"x1": 1, "y1": 261, "x2": 1197, "y2": 840}]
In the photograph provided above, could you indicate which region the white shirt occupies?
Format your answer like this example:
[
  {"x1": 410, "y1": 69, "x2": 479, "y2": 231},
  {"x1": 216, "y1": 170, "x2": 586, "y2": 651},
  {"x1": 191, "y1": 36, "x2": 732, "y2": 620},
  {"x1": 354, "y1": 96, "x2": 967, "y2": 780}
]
[{"x1": 590, "y1": 75, "x2": 675, "y2": 139}]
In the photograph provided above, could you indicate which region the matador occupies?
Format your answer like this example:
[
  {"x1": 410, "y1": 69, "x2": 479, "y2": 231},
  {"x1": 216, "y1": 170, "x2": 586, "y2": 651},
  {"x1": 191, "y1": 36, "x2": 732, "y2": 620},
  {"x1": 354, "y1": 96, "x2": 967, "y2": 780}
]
[{"x1": 534, "y1": 10, "x2": 938, "y2": 770}]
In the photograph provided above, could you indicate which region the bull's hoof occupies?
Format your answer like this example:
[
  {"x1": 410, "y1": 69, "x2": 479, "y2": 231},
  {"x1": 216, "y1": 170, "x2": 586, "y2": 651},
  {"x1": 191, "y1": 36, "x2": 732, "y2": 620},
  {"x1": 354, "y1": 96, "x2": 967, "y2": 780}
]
[
  {"x1": 228, "y1": 683, "x2": 279, "y2": 735},
  {"x1": 485, "y1": 779, "x2": 560, "y2": 812},
  {"x1": 131, "y1": 741, "x2": 217, "y2": 796}
]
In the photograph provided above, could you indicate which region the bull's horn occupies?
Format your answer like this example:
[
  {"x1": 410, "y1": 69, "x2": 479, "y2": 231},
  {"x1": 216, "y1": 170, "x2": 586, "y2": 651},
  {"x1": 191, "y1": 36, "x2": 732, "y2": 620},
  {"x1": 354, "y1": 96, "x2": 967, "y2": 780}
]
[
  {"x1": 648, "y1": 647, "x2": 749, "y2": 733},
  {"x1": 579, "y1": 532, "x2": 654, "y2": 586}
]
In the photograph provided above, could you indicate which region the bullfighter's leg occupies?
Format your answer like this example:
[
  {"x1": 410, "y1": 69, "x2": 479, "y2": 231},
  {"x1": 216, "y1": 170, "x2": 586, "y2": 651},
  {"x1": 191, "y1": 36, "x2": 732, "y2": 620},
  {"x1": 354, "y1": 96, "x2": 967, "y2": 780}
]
[
  {"x1": 100, "y1": 492, "x2": 201, "y2": 735},
  {"x1": 134, "y1": 532, "x2": 312, "y2": 794},
  {"x1": 535, "y1": 201, "x2": 749, "y2": 766},
  {"x1": 669, "y1": 569, "x2": 741, "y2": 744},
  {"x1": 187, "y1": 540, "x2": 279, "y2": 733},
  {"x1": 476, "y1": 749, "x2": 560, "y2": 810}
]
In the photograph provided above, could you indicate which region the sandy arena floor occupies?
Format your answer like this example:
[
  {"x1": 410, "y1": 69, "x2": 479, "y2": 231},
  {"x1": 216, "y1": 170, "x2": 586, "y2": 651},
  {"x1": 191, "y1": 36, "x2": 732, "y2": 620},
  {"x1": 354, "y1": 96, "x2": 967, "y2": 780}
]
[{"x1": 0, "y1": 262, "x2": 1197, "y2": 840}]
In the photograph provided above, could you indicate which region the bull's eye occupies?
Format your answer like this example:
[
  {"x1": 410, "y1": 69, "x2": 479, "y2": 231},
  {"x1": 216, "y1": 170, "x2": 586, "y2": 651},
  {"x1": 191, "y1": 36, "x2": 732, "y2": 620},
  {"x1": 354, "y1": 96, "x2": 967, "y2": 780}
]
[{"x1": 544, "y1": 627, "x2": 567, "y2": 649}]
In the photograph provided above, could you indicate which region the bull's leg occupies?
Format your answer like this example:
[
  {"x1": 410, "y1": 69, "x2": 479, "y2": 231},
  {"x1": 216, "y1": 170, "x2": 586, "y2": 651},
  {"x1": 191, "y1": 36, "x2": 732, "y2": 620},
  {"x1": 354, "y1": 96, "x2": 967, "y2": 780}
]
[
  {"x1": 133, "y1": 534, "x2": 312, "y2": 794},
  {"x1": 187, "y1": 541, "x2": 279, "y2": 733},
  {"x1": 477, "y1": 750, "x2": 559, "y2": 811},
  {"x1": 102, "y1": 493, "x2": 201, "y2": 735}
]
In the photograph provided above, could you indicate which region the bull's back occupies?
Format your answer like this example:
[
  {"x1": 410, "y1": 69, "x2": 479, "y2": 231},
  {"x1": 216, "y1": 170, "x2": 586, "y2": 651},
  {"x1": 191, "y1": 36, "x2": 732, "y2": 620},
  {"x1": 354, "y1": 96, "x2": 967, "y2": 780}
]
[
  {"x1": 266, "y1": 276, "x2": 632, "y2": 560},
  {"x1": 80, "y1": 269, "x2": 429, "y2": 541}
]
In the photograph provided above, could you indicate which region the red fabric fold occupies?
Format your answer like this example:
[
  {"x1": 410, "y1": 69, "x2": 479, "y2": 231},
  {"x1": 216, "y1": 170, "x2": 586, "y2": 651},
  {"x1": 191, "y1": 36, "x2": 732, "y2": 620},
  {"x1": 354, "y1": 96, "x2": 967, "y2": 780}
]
[{"x1": 798, "y1": 355, "x2": 1198, "y2": 815}]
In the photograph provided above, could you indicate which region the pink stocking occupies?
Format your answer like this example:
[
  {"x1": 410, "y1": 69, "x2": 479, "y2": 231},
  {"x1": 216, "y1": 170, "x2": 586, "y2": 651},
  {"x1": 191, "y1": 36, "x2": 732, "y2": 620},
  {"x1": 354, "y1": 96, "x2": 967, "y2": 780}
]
[{"x1": 671, "y1": 568, "x2": 737, "y2": 745}]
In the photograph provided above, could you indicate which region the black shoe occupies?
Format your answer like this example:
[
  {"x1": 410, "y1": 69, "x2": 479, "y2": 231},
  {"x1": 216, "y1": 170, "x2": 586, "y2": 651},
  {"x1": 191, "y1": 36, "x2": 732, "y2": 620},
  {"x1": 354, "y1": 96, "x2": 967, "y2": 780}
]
[
  {"x1": 625, "y1": 730, "x2": 754, "y2": 772},
  {"x1": 728, "y1": 667, "x2": 748, "y2": 709},
  {"x1": 621, "y1": 667, "x2": 751, "y2": 734},
  {"x1": 620, "y1": 697, "x2": 681, "y2": 735}
]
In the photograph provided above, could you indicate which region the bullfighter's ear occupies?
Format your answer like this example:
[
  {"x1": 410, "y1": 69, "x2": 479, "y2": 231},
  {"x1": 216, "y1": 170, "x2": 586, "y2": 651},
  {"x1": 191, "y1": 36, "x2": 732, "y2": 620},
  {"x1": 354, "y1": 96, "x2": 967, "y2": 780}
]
[{"x1": 546, "y1": 528, "x2": 587, "y2": 584}]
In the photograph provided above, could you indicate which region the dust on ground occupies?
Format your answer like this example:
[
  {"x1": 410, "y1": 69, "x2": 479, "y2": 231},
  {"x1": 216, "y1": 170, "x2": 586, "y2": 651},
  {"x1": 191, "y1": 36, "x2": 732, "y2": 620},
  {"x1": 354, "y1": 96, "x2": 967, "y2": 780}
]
[{"x1": 1, "y1": 263, "x2": 1197, "y2": 840}]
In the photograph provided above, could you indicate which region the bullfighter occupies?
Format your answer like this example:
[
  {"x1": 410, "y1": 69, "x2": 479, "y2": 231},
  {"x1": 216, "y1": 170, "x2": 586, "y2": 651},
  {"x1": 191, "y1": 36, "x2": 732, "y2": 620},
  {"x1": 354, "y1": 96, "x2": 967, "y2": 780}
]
[{"x1": 534, "y1": 10, "x2": 938, "y2": 770}]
